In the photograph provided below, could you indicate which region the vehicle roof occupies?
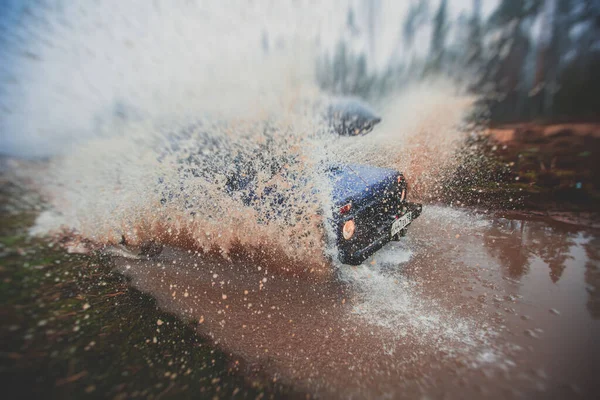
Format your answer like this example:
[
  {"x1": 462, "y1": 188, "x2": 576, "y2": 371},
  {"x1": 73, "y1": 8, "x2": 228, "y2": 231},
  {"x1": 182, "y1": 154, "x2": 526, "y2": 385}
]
[{"x1": 328, "y1": 98, "x2": 380, "y2": 121}]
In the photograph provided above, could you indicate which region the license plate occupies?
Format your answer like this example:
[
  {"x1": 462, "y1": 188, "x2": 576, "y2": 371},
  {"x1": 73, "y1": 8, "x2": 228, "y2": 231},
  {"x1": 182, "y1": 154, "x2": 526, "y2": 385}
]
[{"x1": 391, "y1": 212, "x2": 411, "y2": 238}]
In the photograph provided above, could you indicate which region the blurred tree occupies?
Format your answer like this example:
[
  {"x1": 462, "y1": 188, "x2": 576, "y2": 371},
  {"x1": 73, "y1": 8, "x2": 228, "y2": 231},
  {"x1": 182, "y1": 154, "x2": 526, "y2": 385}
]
[
  {"x1": 346, "y1": 7, "x2": 360, "y2": 36},
  {"x1": 483, "y1": 0, "x2": 542, "y2": 122},
  {"x1": 403, "y1": 0, "x2": 430, "y2": 49},
  {"x1": 466, "y1": 0, "x2": 483, "y2": 70},
  {"x1": 482, "y1": 0, "x2": 600, "y2": 123},
  {"x1": 317, "y1": 40, "x2": 380, "y2": 100},
  {"x1": 429, "y1": 0, "x2": 448, "y2": 73},
  {"x1": 315, "y1": 0, "x2": 600, "y2": 123},
  {"x1": 332, "y1": 41, "x2": 348, "y2": 92},
  {"x1": 531, "y1": 0, "x2": 572, "y2": 118},
  {"x1": 551, "y1": 0, "x2": 600, "y2": 121},
  {"x1": 366, "y1": 0, "x2": 381, "y2": 62}
]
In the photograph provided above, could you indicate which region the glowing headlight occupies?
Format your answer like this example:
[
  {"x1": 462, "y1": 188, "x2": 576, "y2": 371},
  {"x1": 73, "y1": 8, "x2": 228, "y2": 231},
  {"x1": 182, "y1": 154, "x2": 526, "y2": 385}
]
[{"x1": 342, "y1": 220, "x2": 355, "y2": 240}]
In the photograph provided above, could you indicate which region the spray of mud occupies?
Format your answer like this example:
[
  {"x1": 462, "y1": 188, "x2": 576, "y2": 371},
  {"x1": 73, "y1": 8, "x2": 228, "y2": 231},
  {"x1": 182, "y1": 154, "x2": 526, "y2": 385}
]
[
  {"x1": 1, "y1": 1, "x2": 472, "y2": 274},
  {"x1": 29, "y1": 85, "x2": 470, "y2": 263},
  {"x1": 329, "y1": 83, "x2": 473, "y2": 201},
  {"x1": 29, "y1": 86, "x2": 470, "y2": 274},
  {"x1": 31, "y1": 97, "x2": 335, "y2": 274},
  {"x1": 338, "y1": 206, "x2": 495, "y2": 352}
]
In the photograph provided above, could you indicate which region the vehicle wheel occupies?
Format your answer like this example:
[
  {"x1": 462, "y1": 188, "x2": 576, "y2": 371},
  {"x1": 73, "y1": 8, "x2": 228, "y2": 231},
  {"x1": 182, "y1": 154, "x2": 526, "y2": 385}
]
[{"x1": 391, "y1": 228, "x2": 407, "y2": 241}]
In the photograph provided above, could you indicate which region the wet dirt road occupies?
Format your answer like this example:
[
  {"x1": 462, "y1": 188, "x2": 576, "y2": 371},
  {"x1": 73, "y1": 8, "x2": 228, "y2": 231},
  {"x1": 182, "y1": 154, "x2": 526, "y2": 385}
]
[{"x1": 113, "y1": 206, "x2": 600, "y2": 399}]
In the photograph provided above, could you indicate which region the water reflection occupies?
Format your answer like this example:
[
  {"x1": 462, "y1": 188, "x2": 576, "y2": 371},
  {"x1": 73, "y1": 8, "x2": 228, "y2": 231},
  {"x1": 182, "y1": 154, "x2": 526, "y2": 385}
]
[
  {"x1": 529, "y1": 224, "x2": 574, "y2": 283},
  {"x1": 584, "y1": 236, "x2": 600, "y2": 319},
  {"x1": 483, "y1": 217, "x2": 577, "y2": 284},
  {"x1": 483, "y1": 219, "x2": 531, "y2": 280}
]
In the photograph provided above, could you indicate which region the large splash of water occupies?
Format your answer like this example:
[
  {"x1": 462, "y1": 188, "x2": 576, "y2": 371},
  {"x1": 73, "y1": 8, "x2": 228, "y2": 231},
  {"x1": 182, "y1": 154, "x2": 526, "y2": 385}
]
[{"x1": 2, "y1": 1, "x2": 472, "y2": 273}]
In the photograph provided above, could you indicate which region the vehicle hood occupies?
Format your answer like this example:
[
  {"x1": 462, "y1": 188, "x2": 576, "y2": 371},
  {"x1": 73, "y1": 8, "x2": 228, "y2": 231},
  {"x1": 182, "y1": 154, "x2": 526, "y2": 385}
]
[{"x1": 327, "y1": 163, "x2": 399, "y2": 206}]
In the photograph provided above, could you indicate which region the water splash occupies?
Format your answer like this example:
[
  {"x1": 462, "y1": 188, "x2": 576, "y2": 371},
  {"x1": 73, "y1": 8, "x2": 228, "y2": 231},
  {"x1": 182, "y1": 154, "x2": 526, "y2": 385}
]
[{"x1": 4, "y1": 2, "x2": 472, "y2": 274}]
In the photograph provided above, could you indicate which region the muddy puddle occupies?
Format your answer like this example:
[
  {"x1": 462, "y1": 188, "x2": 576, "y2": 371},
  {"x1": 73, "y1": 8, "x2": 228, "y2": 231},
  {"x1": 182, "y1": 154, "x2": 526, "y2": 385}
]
[{"x1": 110, "y1": 206, "x2": 600, "y2": 399}]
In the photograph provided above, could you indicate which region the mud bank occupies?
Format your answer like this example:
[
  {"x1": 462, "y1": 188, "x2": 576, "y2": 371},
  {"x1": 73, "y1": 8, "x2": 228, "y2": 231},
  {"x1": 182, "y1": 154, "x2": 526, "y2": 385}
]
[
  {"x1": 448, "y1": 123, "x2": 600, "y2": 212},
  {"x1": 0, "y1": 180, "x2": 295, "y2": 399}
]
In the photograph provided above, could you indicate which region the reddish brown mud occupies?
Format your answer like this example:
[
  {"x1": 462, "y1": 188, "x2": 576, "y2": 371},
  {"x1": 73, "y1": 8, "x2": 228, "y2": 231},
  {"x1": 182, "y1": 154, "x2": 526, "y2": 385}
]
[{"x1": 112, "y1": 206, "x2": 600, "y2": 399}]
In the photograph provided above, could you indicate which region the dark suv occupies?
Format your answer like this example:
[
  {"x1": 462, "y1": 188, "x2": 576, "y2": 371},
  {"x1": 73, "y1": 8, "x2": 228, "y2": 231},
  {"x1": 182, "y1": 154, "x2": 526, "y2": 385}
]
[
  {"x1": 327, "y1": 163, "x2": 421, "y2": 265},
  {"x1": 226, "y1": 99, "x2": 422, "y2": 265}
]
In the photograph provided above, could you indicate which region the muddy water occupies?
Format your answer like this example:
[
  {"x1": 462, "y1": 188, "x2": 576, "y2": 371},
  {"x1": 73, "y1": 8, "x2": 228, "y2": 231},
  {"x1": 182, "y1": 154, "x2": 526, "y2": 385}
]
[{"x1": 113, "y1": 206, "x2": 600, "y2": 399}]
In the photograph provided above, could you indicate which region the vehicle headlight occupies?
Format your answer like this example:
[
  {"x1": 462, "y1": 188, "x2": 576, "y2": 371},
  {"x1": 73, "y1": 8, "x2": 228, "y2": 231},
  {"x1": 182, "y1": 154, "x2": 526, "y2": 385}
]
[{"x1": 342, "y1": 220, "x2": 355, "y2": 240}]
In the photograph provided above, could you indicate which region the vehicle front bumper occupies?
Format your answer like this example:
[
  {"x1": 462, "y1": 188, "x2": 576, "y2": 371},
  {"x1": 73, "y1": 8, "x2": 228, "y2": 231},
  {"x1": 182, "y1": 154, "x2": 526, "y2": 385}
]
[{"x1": 336, "y1": 202, "x2": 422, "y2": 265}]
